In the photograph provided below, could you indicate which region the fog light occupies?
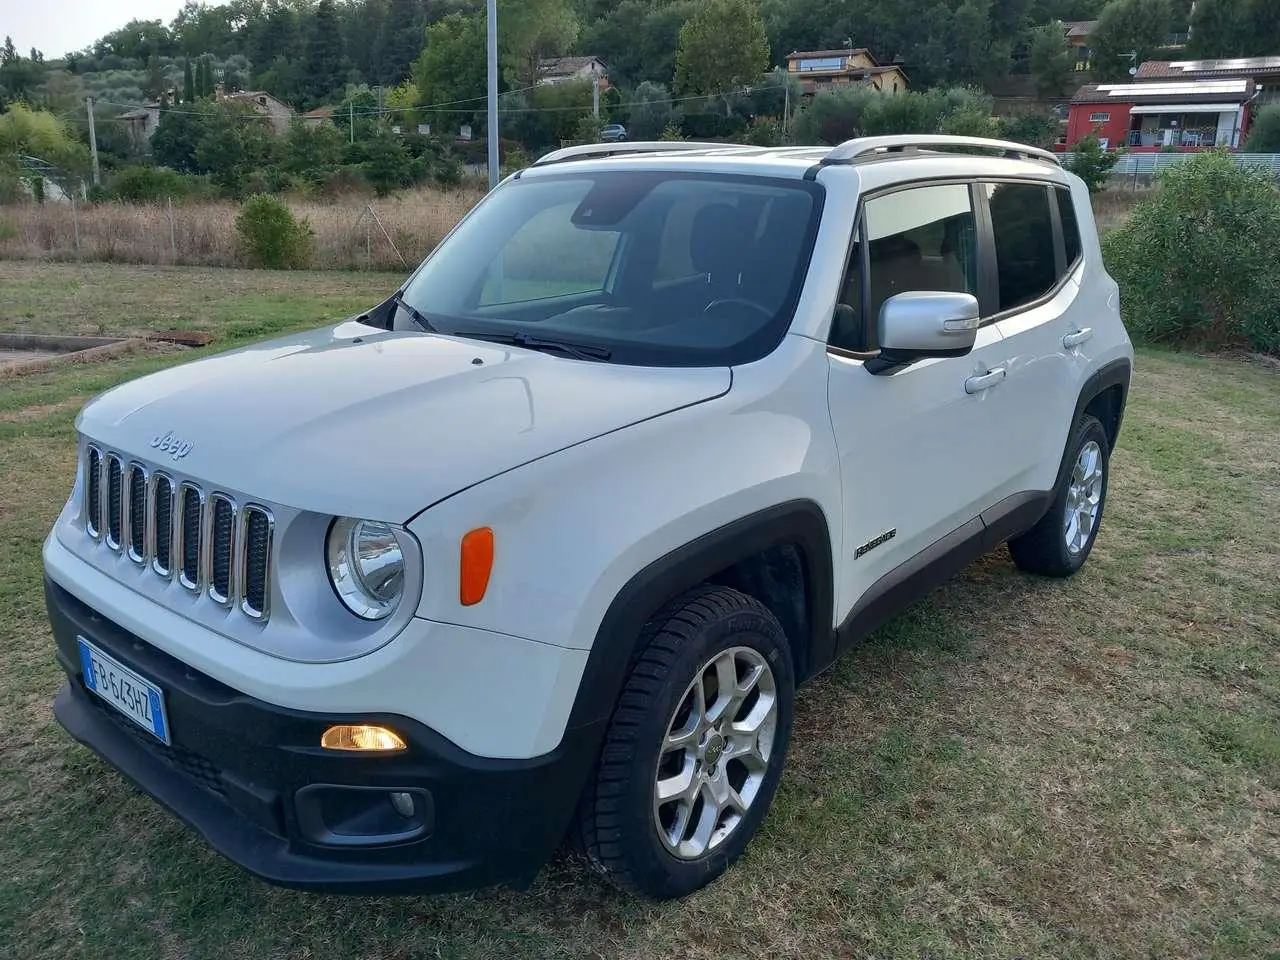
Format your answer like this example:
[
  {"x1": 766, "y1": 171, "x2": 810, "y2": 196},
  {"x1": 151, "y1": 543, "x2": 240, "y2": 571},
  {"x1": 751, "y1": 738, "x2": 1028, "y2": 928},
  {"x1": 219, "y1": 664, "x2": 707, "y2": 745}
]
[
  {"x1": 321, "y1": 724, "x2": 407, "y2": 752},
  {"x1": 389, "y1": 791, "x2": 415, "y2": 817}
]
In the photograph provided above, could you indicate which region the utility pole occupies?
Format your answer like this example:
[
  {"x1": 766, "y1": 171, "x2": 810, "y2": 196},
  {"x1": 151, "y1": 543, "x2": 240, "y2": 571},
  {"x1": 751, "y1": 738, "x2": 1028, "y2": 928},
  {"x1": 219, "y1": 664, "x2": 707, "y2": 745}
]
[
  {"x1": 593, "y1": 76, "x2": 600, "y2": 119},
  {"x1": 486, "y1": 0, "x2": 499, "y2": 190},
  {"x1": 86, "y1": 96, "x2": 101, "y2": 187},
  {"x1": 349, "y1": 101, "x2": 355, "y2": 144}
]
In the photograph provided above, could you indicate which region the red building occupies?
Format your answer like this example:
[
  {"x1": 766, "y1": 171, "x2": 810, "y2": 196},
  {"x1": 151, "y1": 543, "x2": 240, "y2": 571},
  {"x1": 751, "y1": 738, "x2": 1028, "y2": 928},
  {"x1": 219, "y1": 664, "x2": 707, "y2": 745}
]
[{"x1": 1065, "y1": 78, "x2": 1258, "y2": 151}]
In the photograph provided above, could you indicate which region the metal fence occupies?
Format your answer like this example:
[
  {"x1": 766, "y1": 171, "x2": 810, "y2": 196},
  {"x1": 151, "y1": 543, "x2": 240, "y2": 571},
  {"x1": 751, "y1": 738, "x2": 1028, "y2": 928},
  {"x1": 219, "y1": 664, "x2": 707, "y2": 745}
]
[{"x1": 1060, "y1": 151, "x2": 1280, "y2": 188}]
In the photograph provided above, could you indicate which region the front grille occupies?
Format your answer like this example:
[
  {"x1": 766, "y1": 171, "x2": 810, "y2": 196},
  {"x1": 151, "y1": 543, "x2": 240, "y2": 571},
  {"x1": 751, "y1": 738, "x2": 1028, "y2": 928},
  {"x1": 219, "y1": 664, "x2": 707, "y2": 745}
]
[
  {"x1": 209, "y1": 495, "x2": 234, "y2": 604},
  {"x1": 127, "y1": 465, "x2": 147, "y2": 562},
  {"x1": 85, "y1": 447, "x2": 102, "y2": 538},
  {"x1": 152, "y1": 476, "x2": 174, "y2": 575},
  {"x1": 80, "y1": 445, "x2": 274, "y2": 622},
  {"x1": 106, "y1": 455, "x2": 123, "y2": 549}
]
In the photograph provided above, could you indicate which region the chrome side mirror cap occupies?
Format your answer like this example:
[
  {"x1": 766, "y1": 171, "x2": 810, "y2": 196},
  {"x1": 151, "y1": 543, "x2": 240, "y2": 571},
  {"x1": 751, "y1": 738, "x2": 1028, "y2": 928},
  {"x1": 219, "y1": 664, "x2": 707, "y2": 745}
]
[{"x1": 870, "y1": 291, "x2": 980, "y2": 373}]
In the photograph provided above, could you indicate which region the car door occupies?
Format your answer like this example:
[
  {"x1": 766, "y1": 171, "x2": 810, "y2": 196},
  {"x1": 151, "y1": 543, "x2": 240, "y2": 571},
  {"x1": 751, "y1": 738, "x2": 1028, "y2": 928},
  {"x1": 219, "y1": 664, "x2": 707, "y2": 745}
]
[
  {"x1": 983, "y1": 180, "x2": 1084, "y2": 498},
  {"x1": 825, "y1": 180, "x2": 1017, "y2": 626}
]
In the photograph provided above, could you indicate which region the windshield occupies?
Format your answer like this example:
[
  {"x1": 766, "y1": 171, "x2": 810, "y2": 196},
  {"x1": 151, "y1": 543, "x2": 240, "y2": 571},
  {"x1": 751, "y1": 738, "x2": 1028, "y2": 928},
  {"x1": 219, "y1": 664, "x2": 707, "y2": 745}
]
[{"x1": 397, "y1": 169, "x2": 824, "y2": 366}]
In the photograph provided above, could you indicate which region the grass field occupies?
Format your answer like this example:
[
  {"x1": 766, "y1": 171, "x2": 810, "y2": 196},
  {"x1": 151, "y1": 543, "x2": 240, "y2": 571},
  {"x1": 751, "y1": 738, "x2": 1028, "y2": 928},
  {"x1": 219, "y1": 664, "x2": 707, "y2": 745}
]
[{"x1": 1, "y1": 262, "x2": 1277, "y2": 960}]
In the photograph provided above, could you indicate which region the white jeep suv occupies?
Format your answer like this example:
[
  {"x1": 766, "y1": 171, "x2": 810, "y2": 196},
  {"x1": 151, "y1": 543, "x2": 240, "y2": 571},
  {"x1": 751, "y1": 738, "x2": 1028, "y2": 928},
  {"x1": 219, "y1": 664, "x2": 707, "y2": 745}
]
[{"x1": 43, "y1": 135, "x2": 1133, "y2": 901}]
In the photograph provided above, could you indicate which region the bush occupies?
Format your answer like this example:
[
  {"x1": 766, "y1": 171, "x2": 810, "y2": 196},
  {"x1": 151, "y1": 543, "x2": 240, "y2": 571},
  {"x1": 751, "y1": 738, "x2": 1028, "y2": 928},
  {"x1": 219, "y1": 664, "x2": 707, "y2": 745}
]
[
  {"x1": 107, "y1": 165, "x2": 200, "y2": 202},
  {"x1": 1101, "y1": 151, "x2": 1280, "y2": 352},
  {"x1": 1069, "y1": 133, "x2": 1118, "y2": 193},
  {"x1": 234, "y1": 193, "x2": 315, "y2": 269}
]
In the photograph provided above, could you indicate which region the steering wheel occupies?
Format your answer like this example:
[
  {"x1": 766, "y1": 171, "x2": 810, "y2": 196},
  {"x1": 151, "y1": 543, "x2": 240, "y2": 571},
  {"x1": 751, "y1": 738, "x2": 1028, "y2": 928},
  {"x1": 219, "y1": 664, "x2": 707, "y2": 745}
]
[{"x1": 702, "y1": 298, "x2": 773, "y2": 321}]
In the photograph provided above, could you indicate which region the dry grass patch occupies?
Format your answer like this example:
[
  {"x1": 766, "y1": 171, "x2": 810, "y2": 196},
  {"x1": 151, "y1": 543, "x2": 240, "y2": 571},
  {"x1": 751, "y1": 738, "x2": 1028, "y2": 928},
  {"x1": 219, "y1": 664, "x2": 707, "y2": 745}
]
[
  {"x1": 0, "y1": 185, "x2": 483, "y2": 271},
  {"x1": 0, "y1": 276, "x2": 1275, "y2": 960}
]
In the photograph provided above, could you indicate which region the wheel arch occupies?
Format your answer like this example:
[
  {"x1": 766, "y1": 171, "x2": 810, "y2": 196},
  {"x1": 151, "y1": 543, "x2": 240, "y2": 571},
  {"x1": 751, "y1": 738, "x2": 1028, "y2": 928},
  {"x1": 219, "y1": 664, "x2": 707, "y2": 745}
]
[
  {"x1": 564, "y1": 499, "x2": 835, "y2": 733},
  {"x1": 1073, "y1": 356, "x2": 1131, "y2": 453}
]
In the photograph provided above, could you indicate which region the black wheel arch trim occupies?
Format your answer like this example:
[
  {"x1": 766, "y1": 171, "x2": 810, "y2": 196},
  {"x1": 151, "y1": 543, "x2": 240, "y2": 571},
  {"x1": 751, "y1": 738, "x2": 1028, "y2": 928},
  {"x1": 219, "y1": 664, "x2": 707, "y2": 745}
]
[
  {"x1": 565, "y1": 499, "x2": 835, "y2": 734},
  {"x1": 1074, "y1": 356, "x2": 1130, "y2": 444}
]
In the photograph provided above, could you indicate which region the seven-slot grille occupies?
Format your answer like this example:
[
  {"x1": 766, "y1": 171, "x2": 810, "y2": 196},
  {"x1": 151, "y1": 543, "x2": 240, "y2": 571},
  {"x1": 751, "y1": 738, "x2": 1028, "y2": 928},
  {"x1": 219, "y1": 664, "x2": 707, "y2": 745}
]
[{"x1": 83, "y1": 444, "x2": 274, "y2": 621}]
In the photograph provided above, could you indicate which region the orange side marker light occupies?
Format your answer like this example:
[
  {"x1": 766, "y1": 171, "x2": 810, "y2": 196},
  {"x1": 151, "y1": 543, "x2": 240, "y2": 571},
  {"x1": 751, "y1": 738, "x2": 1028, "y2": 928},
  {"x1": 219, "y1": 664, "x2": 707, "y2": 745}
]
[{"x1": 460, "y1": 527, "x2": 495, "y2": 606}]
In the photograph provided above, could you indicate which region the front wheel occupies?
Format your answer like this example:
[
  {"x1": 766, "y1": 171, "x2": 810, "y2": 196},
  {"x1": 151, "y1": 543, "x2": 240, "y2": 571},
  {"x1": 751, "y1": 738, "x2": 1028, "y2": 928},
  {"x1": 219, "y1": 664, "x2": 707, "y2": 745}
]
[
  {"x1": 573, "y1": 585, "x2": 794, "y2": 899},
  {"x1": 1009, "y1": 413, "x2": 1111, "y2": 577}
]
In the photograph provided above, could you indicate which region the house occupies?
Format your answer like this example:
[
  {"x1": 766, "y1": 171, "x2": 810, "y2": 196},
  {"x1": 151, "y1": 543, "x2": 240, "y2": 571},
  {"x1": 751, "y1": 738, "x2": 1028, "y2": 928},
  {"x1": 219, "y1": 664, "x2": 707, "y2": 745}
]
[
  {"x1": 1066, "y1": 78, "x2": 1257, "y2": 151},
  {"x1": 301, "y1": 105, "x2": 336, "y2": 127},
  {"x1": 1136, "y1": 56, "x2": 1280, "y2": 106},
  {"x1": 216, "y1": 89, "x2": 296, "y2": 134},
  {"x1": 784, "y1": 48, "x2": 908, "y2": 95},
  {"x1": 537, "y1": 56, "x2": 610, "y2": 89},
  {"x1": 118, "y1": 103, "x2": 162, "y2": 147},
  {"x1": 1063, "y1": 20, "x2": 1098, "y2": 73}
]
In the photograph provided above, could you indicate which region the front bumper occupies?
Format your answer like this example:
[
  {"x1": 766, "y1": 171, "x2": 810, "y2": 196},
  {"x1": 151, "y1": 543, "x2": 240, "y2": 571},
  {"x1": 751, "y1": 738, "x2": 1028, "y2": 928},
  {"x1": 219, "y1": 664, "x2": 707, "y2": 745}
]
[{"x1": 46, "y1": 577, "x2": 603, "y2": 894}]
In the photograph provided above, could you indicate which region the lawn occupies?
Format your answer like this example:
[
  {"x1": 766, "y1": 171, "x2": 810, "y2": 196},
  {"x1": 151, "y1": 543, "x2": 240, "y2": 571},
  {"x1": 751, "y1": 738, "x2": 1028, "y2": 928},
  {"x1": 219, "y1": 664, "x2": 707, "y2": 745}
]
[{"x1": 1, "y1": 262, "x2": 1277, "y2": 960}]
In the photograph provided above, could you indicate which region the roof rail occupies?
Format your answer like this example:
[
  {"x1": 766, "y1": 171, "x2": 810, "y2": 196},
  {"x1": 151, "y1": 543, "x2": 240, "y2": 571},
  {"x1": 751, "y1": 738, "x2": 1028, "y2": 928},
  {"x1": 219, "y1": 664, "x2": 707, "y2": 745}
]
[
  {"x1": 532, "y1": 140, "x2": 748, "y2": 166},
  {"x1": 822, "y1": 134, "x2": 1062, "y2": 167}
]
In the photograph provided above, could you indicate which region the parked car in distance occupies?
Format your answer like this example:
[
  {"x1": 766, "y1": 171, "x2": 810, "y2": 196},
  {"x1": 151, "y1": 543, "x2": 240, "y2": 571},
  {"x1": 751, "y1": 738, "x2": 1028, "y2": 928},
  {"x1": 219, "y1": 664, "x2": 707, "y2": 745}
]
[
  {"x1": 600, "y1": 123, "x2": 627, "y2": 141},
  {"x1": 43, "y1": 134, "x2": 1133, "y2": 902}
]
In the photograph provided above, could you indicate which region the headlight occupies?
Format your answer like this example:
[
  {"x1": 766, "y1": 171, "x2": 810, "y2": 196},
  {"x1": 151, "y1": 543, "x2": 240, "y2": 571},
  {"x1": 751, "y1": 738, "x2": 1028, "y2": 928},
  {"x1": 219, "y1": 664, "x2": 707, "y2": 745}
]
[{"x1": 326, "y1": 517, "x2": 406, "y2": 620}]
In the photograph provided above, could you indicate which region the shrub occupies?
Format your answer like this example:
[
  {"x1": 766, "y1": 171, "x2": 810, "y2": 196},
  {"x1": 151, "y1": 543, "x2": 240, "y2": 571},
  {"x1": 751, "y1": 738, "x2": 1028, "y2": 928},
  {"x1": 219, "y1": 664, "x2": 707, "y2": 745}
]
[
  {"x1": 107, "y1": 165, "x2": 198, "y2": 202},
  {"x1": 1069, "y1": 133, "x2": 1119, "y2": 193},
  {"x1": 1101, "y1": 151, "x2": 1280, "y2": 352},
  {"x1": 234, "y1": 193, "x2": 315, "y2": 269}
]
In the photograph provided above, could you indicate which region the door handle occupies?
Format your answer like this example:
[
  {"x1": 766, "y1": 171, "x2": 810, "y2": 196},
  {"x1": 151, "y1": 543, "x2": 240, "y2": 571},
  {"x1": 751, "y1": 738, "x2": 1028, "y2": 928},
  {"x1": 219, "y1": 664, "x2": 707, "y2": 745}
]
[
  {"x1": 964, "y1": 367, "x2": 1006, "y2": 394},
  {"x1": 1063, "y1": 327, "x2": 1094, "y2": 348}
]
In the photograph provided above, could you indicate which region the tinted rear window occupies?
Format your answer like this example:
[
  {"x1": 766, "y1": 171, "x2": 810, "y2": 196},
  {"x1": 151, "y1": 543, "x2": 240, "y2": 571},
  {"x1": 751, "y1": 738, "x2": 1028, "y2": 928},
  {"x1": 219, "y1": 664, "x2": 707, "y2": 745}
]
[{"x1": 985, "y1": 182, "x2": 1058, "y2": 312}]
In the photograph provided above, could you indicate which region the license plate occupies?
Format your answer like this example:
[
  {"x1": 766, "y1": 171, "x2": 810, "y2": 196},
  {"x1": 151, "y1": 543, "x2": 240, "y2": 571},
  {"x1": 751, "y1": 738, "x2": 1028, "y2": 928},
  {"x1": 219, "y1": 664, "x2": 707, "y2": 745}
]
[{"x1": 77, "y1": 636, "x2": 171, "y2": 745}]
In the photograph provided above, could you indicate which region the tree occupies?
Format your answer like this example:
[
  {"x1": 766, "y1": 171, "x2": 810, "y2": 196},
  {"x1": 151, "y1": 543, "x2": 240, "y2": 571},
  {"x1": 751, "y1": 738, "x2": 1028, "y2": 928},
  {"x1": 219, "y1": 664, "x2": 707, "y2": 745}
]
[
  {"x1": 499, "y1": 0, "x2": 581, "y2": 90},
  {"x1": 374, "y1": 0, "x2": 428, "y2": 86},
  {"x1": 0, "y1": 38, "x2": 48, "y2": 103},
  {"x1": 303, "y1": 0, "x2": 347, "y2": 107},
  {"x1": 581, "y1": 0, "x2": 699, "y2": 88},
  {"x1": 674, "y1": 0, "x2": 771, "y2": 97},
  {"x1": 1029, "y1": 21, "x2": 1072, "y2": 97},
  {"x1": 1068, "y1": 132, "x2": 1117, "y2": 192},
  {"x1": 1090, "y1": 0, "x2": 1173, "y2": 82},
  {"x1": 362, "y1": 133, "x2": 413, "y2": 195},
  {"x1": 195, "y1": 101, "x2": 277, "y2": 194},
  {"x1": 412, "y1": 12, "x2": 487, "y2": 132},
  {"x1": 0, "y1": 104, "x2": 89, "y2": 187},
  {"x1": 282, "y1": 118, "x2": 345, "y2": 177},
  {"x1": 1243, "y1": 105, "x2": 1280, "y2": 152},
  {"x1": 627, "y1": 81, "x2": 680, "y2": 139},
  {"x1": 152, "y1": 104, "x2": 208, "y2": 172},
  {"x1": 183, "y1": 58, "x2": 195, "y2": 102}
]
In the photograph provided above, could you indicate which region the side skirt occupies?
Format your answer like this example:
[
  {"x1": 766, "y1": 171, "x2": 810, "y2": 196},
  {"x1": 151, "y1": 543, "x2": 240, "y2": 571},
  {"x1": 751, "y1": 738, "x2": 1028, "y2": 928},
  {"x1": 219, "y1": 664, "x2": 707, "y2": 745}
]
[{"x1": 832, "y1": 489, "x2": 1052, "y2": 658}]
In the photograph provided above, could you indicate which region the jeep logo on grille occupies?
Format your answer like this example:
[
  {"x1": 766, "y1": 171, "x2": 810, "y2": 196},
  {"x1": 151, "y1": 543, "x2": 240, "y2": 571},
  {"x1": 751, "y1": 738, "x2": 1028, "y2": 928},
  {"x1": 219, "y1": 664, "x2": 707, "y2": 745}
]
[{"x1": 151, "y1": 431, "x2": 193, "y2": 460}]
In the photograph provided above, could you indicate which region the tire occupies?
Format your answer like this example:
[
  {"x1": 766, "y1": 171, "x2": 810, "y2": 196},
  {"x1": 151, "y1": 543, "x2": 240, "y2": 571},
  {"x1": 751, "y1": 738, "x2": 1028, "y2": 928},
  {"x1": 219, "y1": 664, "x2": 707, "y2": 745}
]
[
  {"x1": 572, "y1": 584, "x2": 795, "y2": 899},
  {"x1": 1009, "y1": 413, "x2": 1111, "y2": 578}
]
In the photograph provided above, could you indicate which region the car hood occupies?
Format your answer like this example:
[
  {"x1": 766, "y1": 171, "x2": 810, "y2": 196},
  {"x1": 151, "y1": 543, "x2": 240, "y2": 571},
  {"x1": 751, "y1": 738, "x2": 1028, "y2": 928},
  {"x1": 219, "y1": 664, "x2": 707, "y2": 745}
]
[{"x1": 77, "y1": 321, "x2": 731, "y2": 521}]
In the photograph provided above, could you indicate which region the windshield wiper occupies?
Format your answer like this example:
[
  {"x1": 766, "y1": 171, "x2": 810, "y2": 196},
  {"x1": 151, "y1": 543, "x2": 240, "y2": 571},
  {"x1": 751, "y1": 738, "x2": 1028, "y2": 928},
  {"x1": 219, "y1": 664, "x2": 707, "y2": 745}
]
[
  {"x1": 460, "y1": 331, "x2": 613, "y2": 362},
  {"x1": 388, "y1": 290, "x2": 435, "y2": 332}
]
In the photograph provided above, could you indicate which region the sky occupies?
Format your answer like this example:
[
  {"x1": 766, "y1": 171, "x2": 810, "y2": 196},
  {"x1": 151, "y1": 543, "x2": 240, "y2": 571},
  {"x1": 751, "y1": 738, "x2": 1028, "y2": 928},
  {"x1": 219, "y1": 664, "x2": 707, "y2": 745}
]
[{"x1": 6, "y1": 0, "x2": 188, "y2": 59}]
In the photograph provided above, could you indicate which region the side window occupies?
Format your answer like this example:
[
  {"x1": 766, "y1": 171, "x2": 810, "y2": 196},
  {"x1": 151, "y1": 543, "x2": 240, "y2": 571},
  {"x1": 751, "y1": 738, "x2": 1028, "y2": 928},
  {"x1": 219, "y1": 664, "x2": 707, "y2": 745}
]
[
  {"x1": 1056, "y1": 186, "x2": 1082, "y2": 268},
  {"x1": 829, "y1": 183, "x2": 979, "y2": 352},
  {"x1": 985, "y1": 183, "x2": 1057, "y2": 312},
  {"x1": 479, "y1": 202, "x2": 620, "y2": 305}
]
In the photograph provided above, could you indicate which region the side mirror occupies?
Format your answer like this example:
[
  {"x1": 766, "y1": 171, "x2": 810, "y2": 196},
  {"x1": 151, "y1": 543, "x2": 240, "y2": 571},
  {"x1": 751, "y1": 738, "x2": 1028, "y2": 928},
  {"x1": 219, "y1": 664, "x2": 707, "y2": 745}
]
[{"x1": 870, "y1": 291, "x2": 980, "y2": 372}]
